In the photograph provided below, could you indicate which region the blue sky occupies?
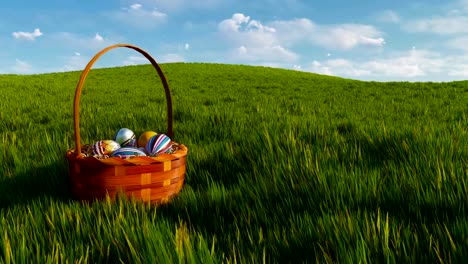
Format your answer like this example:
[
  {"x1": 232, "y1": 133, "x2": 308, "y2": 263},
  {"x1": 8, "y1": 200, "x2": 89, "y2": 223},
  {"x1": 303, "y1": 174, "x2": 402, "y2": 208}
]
[{"x1": 4, "y1": 0, "x2": 468, "y2": 81}]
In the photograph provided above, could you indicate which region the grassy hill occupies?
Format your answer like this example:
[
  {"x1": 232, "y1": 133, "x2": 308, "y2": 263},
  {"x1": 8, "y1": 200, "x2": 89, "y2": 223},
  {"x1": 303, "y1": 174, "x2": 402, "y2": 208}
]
[{"x1": 0, "y1": 63, "x2": 467, "y2": 263}]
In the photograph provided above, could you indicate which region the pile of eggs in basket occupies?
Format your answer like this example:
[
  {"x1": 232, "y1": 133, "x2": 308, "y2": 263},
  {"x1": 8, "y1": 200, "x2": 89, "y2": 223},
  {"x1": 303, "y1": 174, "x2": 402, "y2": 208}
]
[{"x1": 85, "y1": 128, "x2": 176, "y2": 159}]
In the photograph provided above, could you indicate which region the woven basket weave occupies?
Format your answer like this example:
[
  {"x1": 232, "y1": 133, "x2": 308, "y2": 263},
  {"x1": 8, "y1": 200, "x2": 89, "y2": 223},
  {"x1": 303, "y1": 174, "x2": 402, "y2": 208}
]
[{"x1": 65, "y1": 44, "x2": 188, "y2": 204}]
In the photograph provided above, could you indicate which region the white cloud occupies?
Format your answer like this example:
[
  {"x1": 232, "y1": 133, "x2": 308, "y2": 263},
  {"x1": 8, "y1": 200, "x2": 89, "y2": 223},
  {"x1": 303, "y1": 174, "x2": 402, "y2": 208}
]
[
  {"x1": 247, "y1": 19, "x2": 276, "y2": 33},
  {"x1": 159, "y1": 53, "x2": 185, "y2": 63},
  {"x1": 110, "y1": 4, "x2": 167, "y2": 29},
  {"x1": 219, "y1": 13, "x2": 385, "y2": 58},
  {"x1": 95, "y1": 33, "x2": 104, "y2": 42},
  {"x1": 376, "y1": 10, "x2": 401, "y2": 24},
  {"x1": 12, "y1": 28, "x2": 43, "y2": 41},
  {"x1": 269, "y1": 18, "x2": 316, "y2": 45},
  {"x1": 130, "y1": 3, "x2": 142, "y2": 10},
  {"x1": 404, "y1": 15, "x2": 468, "y2": 35},
  {"x1": 231, "y1": 13, "x2": 250, "y2": 28},
  {"x1": 51, "y1": 32, "x2": 113, "y2": 51},
  {"x1": 132, "y1": 0, "x2": 228, "y2": 12},
  {"x1": 184, "y1": 43, "x2": 190, "y2": 50},
  {"x1": 310, "y1": 59, "x2": 372, "y2": 77},
  {"x1": 238, "y1": 45, "x2": 247, "y2": 55},
  {"x1": 303, "y1": 48, "x2": 448, "y2": 80},
  {"x1": 448, "y1": 64, "x2": 468, "y2": 77},
  {"x1": 218, "y1": 13, "x2": 386, "y2": 66},
  {"x1": 75, "y1": 52, "x2": 81, "y2": 56},
  {"x1": 446, "y1": 36, "x2": 468, "y2": 51},
  {"x1": 361, "y1": 36, "x2": 386, "y2": 46},
  {"x1": 401, "y1": 1, "x2": 468, "y2": 35},
  {"x1": 218, "y1": 13, "x2": 278, "y2": 46},
  {"x1": 293, "y1": 64, "x2": 302, "y2": 71},
  {"x1": 58, "y1": 55, "x2": 89, "y2": 72},
  {"x1": 218, "y1": 13, "x2": 298, "y2": 63},
  {"x1": 270, "y1": 18, "x2": 385, "y2": 50},
  {"x1": 219, "y1": 13, "x2": 251, "y2": 33},
  {"x1": 12, "y1": 59, "x2": 33, "y2": 73},
  {"x1": 456, "y1": 0, "x2": 468, "y2": 12},
  {"x1": 364, "y1": 60, "x2": 424, "y2": 77},
  {"x1": 123, "y1": 55, "x2": 148, "y2": 66},
  {"x1": 296, "y1": 45, "x2": 468, "y2": 82},
  {"x1": 311, "y1": 24, "x2": 385, "y2": 50},
  {"x1": 309, "y1": 60, "x2": 333, "y2": 76},
  {"x1": 234, "y1": 45, "x2": 298, "y2": 62}
]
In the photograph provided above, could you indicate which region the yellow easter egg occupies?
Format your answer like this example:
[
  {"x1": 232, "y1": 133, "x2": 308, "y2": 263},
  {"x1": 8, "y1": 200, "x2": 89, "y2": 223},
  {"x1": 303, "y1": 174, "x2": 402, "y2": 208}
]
[{"x1": 138, "y1": 131, "x2": 157, "y2": 148}]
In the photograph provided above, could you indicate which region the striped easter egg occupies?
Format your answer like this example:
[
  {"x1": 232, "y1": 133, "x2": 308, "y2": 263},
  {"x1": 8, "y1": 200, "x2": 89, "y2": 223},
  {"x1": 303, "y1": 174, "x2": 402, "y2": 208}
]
[
  {"x1": 111, "y1": 147, "x2": 147, "y2": 159},
  {"x1": 137, "y1": 147, "x2": 146, "y2": 153},
  {"x1": 112, "y1": 128, "x2": 137, "y2": 147},
  {"x1": 92, "y1": 140, "x2": 121, "y2": 157},
  {"x1": 145, "y1": 134, "x2": 172, "y2": 157}
]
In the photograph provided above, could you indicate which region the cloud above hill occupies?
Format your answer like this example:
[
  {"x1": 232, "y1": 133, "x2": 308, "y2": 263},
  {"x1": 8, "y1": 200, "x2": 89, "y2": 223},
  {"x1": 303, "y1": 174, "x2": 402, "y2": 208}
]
[
  {"x1": 12, "y1": 28, "x2": 43, "y2": 41},
  {"x1": 50, "y1": 32, "x2": 115, "y2": 51},
  {"x1": 294, "y1": 48, "x2": 468, "y2": 81},
  {"x1": 218, "y1": 13, "x2": 385, "y2": 64},
  {"x1": 127, "y1": 0, "x2": 230, "y2": 12},
  {"x1": 218, "y1": 13, "x2": 298, "y2": 63},
  {"x1": 404, "y1": 15, "x2": 468, "y2": 35},
  {"x1": 12, "y1": 59, "x2": 33, "y2": 73},
  {"x1": 109, "y1": 3, "x2": 167, "y2": 29},
  {"x1": 375, "y1": 10, "x2": 401, "y2": 24}
]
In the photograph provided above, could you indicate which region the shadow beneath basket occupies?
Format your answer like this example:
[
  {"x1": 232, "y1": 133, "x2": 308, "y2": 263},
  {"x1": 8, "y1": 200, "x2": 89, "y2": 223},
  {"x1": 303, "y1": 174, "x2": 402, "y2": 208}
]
[{"x1": 0, "y1": 160, "x2": 71, "y2": 209}]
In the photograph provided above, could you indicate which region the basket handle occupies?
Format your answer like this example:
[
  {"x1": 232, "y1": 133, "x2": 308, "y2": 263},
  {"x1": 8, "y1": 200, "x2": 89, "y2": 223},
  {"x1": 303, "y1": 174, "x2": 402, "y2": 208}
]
[{"x1": 73, "y1": 43, "x2": 173, "y2": 157}]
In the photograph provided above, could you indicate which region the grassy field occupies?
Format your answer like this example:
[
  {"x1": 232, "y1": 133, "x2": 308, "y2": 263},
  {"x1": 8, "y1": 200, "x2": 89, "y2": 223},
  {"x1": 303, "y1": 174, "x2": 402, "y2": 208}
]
[{"x1": 0, "y1": 62, "x2": 467, "y2": 263}]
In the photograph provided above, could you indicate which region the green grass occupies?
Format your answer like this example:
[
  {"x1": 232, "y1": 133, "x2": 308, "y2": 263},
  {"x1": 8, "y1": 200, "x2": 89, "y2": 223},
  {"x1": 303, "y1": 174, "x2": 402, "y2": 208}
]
[{"x1": 0, "y1": 62, "x2": 467, "y2": 263}]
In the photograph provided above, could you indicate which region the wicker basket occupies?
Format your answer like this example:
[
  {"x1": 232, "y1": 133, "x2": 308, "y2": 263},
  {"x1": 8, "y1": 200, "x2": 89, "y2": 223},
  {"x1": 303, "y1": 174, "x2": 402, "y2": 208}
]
[{"x1": 65, "y1": 44, "x2": 188, "y2": 204}]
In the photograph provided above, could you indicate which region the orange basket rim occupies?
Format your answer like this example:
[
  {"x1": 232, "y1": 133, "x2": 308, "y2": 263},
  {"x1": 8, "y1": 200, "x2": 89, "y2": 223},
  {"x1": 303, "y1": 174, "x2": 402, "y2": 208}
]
[{"x1": 66, "y1": 144, "x2": 188, "y2": 164}]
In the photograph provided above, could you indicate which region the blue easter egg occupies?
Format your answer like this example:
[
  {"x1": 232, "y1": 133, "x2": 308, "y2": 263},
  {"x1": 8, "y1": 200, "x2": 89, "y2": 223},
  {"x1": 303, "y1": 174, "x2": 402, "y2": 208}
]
[
  {"x1": 145, "y1": 134, "x2": 172, "y2": 157},
  {"x1": 111, "y1": 147, "x2": 147, "y2": 159}
]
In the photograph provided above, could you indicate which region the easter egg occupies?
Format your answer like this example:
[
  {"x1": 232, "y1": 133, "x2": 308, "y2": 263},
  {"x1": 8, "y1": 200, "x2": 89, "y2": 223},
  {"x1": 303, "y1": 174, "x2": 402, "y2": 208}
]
[
  {"x1": 92, "y1": 140, "x2": 121, "y2": 156},
  {"x1": 137, "y1": 147, "x2": 146, "y2": 153},
  {"x1": 145, "y1": 134, "x2": 172, "y2": 157},
  {"x1": 113, "y1": 128, "x2": 137, "y2": 147},
  {"x1": 138, "y1": 131, "x2": 157, "y2": 148},
  {"x1": 111, "y1": 147, "x2": 147, "y2": 159}
]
